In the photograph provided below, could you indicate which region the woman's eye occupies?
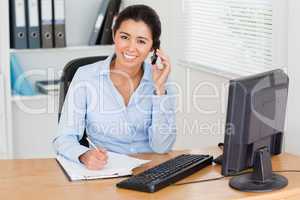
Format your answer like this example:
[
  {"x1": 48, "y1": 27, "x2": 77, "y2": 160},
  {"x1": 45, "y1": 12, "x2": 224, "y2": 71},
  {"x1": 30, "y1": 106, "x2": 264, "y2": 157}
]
[
  {"x1": 120, "y1": 35, "x2": 128, "y2": 40},
  {"x1": 137, "y1": 40, "x2": 146, "y2": 44}
]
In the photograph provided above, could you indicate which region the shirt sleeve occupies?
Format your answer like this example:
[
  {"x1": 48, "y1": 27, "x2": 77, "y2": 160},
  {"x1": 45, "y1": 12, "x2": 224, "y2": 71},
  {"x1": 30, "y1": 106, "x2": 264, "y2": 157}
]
[
  {"x1": 53, "y1": 69, "x2": 89, "y2": 163},
  {"x1": 147, "y1": 83, "x2": 177, "y2": 153}
]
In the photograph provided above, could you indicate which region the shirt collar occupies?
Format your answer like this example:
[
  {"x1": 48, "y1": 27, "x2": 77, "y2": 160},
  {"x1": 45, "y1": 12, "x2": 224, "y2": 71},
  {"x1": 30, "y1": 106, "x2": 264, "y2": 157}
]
[
  {"x1": 98, "y1": 54, "x2": 114, "y2": 76},
  {"x1": 99, "y1": 54, "x2": 152, "y2": 82}
]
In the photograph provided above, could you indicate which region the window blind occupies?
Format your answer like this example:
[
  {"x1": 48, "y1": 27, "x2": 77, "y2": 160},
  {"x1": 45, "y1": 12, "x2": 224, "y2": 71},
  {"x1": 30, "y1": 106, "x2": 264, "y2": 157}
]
[{"x1": 180, "y1": 0, "x2": 276, "y2": 76}]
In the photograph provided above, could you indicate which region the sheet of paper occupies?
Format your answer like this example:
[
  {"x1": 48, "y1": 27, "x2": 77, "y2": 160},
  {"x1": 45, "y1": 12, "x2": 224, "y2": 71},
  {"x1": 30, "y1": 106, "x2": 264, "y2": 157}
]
[{"x1": 57, "y1": 151, "x2": 150, "y2": 181}]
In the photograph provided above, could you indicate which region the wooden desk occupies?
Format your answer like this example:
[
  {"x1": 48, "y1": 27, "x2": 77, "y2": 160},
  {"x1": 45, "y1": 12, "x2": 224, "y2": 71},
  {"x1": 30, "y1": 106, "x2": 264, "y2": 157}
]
[{"x1": 1, "y1": 148, "x2": 300, "y2": 200}]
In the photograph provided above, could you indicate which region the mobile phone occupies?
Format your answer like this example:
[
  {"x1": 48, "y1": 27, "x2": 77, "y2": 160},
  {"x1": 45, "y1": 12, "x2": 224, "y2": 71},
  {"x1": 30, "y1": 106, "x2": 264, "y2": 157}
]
[
  {"x1": 151, "y1": 49, "x2": 158, "y2": 65},
  {"x1": 151, "y1": 41, "x2": 160, "y2": 65}
]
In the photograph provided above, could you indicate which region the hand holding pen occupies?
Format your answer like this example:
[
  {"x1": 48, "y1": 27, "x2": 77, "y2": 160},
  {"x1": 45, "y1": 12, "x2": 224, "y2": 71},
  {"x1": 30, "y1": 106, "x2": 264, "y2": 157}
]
[{"x1": 79, "y1": 137, "x2": 108, "y2": 170}]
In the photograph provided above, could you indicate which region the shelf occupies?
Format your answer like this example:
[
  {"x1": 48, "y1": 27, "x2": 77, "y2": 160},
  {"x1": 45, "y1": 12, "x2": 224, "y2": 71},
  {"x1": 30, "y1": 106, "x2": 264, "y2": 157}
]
[
  {"x1": 9, "y1": 45, "x2": 114, "y2": 82},
  {"x1": 11, "y1": 94, "x2": 58, "y2": 102},
  {"x1": 10, "y1": 45, "x2": 114, "y2": 54}
]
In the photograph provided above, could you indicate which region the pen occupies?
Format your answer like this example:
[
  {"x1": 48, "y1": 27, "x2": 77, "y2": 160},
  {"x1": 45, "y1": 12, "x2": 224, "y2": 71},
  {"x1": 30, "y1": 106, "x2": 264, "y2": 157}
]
[{"x1": 86, "y1": 137, "x2": 100, "y2": 152}]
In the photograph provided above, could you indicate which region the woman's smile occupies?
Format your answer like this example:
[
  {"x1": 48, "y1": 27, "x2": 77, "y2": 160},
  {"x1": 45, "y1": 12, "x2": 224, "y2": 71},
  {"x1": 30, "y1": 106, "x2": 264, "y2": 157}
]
[{"x1": 123, "y1": 52, "x2": 138, "y2": 61}]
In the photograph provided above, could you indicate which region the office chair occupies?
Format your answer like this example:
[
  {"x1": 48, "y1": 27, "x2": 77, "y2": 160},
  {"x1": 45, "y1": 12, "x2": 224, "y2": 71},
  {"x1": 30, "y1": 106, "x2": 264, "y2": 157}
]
[{"x1": 58, "y1": 56, "x2": 108, "y2": 147}]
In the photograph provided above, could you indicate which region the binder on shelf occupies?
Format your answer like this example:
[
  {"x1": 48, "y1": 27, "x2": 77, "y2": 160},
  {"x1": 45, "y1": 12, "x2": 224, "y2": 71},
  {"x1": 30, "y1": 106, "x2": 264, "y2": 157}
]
[
  {"x1": 35, "y1": 79, "x2": 60, "y2": 95},
  {"x1": 25, "y1": 0, "x2": 41, "y2": 48},
  {"x1": 53, "y1": 0, "x2": 66, "y2": 47},
  {"x1": 9, "y1": 0, "x2": 28, "y2": 49},
  {"x1": 89, "y1": 0, "x2": 110, "y2": 46},
  {"x1": 39, "y1": 0, "x2": 54, "y2": 48},
  {"x1": 99, "y1": 0, "x2": 121, "y2": 45}
]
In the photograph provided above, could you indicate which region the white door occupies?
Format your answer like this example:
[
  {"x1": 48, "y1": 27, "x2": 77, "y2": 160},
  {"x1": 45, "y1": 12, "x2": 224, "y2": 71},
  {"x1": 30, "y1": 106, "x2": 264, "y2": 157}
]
[{"x1": 0, "y1": 74, "x2": 7, "y2": 158}]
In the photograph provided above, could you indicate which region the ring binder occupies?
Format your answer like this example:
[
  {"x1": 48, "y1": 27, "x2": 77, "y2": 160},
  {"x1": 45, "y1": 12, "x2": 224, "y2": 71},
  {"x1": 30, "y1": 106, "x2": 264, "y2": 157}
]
[
  {"x1": 89, "y1": 0, "x2": 110, "y2": 46},
  {"x1": 100, "y1": 0, "x2": 121, "y2": 45},
  {"x1": 10, "y1": 0, "x2": 28, "y2": 49},
  {"x1": 39, "y1": 0, "x2": 54, "y2": 48},
  {"x1": 53, "y1": 0, "x2": 66, "y2": 47},
  {"x1": 26, "y1": 0, "x2": 41, "y2": 48}
]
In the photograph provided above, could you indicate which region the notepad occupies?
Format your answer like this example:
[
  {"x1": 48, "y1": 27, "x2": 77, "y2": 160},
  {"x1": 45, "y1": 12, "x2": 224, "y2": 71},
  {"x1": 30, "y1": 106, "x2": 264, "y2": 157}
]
[{"x1": 56, "y1": 151, "x2": 150, "y2": 181}]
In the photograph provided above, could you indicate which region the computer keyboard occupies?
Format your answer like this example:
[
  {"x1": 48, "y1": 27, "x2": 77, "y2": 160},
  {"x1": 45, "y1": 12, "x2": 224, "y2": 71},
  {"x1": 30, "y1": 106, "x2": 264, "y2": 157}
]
[{"x1": 116, "y1": 154, "x2": 213, "y2": 193}]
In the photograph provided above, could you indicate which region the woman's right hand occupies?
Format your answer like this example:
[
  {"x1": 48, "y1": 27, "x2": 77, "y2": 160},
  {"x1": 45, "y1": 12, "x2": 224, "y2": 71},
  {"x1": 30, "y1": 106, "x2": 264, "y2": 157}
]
[{"x1": 79, "y1": 149, "x2": 108, "y2": 170}]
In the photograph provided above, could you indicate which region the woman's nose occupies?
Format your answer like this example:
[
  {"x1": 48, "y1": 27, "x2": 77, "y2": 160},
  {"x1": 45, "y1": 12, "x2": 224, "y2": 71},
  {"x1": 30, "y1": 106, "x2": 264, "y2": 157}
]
[{"x1": 127, "y1": 40, "x2": 136, "y2": 51}]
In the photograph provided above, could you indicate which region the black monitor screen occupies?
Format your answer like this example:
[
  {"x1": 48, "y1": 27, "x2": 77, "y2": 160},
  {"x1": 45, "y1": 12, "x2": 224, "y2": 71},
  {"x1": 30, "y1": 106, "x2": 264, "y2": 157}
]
[{"x1": 221, "y1": 69, "x2": 289, "y2": 176}]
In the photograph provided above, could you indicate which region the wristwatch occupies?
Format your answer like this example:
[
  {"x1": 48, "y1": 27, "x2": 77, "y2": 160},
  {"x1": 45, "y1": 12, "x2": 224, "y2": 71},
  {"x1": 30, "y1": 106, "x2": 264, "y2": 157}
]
[{"x1": 153, "y1": 89, "x2": 167, "y2": 95}]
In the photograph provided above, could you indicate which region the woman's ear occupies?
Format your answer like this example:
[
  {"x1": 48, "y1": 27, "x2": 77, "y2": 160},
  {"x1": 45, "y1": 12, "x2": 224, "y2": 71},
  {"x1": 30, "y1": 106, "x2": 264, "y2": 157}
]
[
  {"x1": 151, "y1": 43, "x2": 157, "y2": 52},
  {"x1": 152, "y1": 40, "x2": 160, "y2": 51}
]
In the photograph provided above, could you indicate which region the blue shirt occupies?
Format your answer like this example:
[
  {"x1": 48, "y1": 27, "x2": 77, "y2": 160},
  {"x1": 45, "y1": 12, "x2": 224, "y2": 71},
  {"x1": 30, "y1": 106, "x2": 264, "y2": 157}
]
[{"x1": 53, "y1": 55, "x2": 176, "y2": 163}]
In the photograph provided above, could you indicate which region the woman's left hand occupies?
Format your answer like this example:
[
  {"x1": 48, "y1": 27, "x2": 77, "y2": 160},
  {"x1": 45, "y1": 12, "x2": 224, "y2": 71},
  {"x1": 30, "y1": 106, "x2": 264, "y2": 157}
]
[{"x1": 152, "y1": 49, "x2": 171, "y2": 95}]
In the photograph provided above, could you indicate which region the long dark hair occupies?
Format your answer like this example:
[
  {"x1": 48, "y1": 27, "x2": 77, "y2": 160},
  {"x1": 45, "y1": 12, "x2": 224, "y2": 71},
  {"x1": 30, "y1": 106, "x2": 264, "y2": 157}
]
[{"x1": 113, "y1": 5, "x2": 161, "y2": 49}]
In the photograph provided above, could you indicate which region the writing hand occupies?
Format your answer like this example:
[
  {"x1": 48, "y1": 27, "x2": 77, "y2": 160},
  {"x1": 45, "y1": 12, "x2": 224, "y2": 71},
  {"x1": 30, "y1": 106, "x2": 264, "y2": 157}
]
[{"x1": 79, "y1": 148, "x2": 108, "y2": 170}]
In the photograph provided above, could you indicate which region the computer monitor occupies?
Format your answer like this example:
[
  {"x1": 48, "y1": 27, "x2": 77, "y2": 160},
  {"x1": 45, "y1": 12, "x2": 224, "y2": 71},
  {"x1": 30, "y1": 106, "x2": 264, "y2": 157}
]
[{"x1": 221, "y1": 69, "x2": 289, "y2": 192}]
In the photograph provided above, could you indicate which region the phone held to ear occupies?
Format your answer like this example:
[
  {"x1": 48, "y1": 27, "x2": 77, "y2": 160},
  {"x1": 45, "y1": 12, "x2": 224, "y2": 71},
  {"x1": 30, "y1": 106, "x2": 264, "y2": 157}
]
[
  {"x1": 151, "y1": 41, "x2": 160, "y2": 65},
  {"x1": 151, "y1": 49, "x2": 158, "y2": 65}
]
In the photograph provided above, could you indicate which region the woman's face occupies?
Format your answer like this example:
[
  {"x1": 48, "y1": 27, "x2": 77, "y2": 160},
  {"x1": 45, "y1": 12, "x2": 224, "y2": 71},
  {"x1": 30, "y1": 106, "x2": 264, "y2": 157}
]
[{"x1": 113, "y1": 19, "x2": 153, "y2": 69}]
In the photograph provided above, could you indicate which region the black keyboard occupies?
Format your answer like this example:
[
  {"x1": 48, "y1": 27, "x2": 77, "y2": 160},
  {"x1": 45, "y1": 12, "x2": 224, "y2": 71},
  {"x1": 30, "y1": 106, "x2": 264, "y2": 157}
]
[{"x1": 116, "y1": 154, "x2": 213, "y2": 193}]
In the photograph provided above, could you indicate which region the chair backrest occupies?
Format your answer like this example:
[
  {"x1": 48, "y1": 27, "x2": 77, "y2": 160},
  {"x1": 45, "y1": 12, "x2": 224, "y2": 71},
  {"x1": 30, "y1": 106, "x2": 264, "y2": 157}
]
[{"x1": 58, "y1": 56, "x2": 108, "y2": 147}]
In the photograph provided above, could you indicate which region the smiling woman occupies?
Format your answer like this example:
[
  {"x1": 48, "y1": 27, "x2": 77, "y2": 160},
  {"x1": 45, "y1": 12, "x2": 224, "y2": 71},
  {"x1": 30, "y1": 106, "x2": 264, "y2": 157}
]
[
  {"x1": 113, "y1": 20, "x2": 153, "y2": 69},
  {"x1": 53, "y1": 5, "x2": 177, "y2": 170}
]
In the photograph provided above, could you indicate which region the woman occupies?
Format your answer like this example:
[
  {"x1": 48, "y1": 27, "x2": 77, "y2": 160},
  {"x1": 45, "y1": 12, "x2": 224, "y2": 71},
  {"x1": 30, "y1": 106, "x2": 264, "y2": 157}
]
[{"x1": 53, "y1": 5, "x2": 176, "y2": 170}]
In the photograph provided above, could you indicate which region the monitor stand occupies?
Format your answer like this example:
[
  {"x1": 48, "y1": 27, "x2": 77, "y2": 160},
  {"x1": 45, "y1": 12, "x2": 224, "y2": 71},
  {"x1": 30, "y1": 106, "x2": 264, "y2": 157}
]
[{"x1": 229, "y1": 147, "x2": 288, "y2": 192}]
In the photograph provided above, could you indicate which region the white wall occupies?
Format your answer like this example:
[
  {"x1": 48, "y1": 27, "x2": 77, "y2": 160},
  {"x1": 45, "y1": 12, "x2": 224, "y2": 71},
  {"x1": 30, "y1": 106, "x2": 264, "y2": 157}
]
[
  {"x1": 12, "y1": 96, "x2": 59, "y2": 158},
  {"x1": 0, "y1": 1, "x2": 7, "y2": 158},
  {"x1": 65, "y1": 0, "x2": 103, "y2": 46},
  {"x1": 172, "y1": 67, "x2": 229, "y2": 149},
  {"x1": 285, "y1": 0, "x2": 300, "y2": 155},
  {"x1": 0, "y1": 0, "x2": 13, "y2": 158},
  {"x1": 0, "y1": 75, "x2": 7, "y2": 157}
]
